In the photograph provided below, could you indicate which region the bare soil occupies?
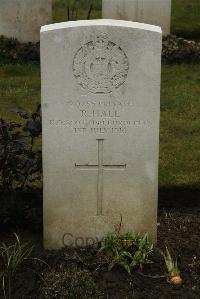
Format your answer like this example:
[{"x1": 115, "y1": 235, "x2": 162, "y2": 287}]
[{"x1": 0, "y1": 186, "x2": 200, "y2": 299}]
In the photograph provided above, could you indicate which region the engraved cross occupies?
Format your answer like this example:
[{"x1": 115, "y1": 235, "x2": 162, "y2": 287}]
[{"x1": 75, "y1": 139, "x2": 126, "y2": 216}]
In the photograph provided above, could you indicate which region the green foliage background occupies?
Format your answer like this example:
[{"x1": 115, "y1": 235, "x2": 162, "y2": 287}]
[
  {"x1": 53, "y1": 0, "x2": 200, "y2": 38},
  {"x1": 0, "y1": 0, "x2": 199, "y2": 189}
]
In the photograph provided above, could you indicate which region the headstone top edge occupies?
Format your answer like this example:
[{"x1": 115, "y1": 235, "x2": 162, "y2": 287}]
[{"x1": 40, "y1": 19, "x2": 162, "y2": 34}]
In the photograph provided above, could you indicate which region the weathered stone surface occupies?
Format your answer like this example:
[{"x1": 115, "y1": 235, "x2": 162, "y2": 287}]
[
  {"x1": 41, "y1": 20, "x2": 162, "y2": 249},
  {"x1": 102, "y1": 0, "x2": 171, "y2": 36},
  {"x1": 0, "y1": 0, "x2": 52, "y2": 42}
]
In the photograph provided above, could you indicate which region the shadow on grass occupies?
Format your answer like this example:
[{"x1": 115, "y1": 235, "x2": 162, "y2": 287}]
[
  {"x1": 159, "y1": 185, "x2": 200, "y2": 210},
  {"x1": 1, "y1": 185, "x2": 199, "y2": 234},
  {"x1": 0, "y1": 188, "x2": 43, "y2": 233}
]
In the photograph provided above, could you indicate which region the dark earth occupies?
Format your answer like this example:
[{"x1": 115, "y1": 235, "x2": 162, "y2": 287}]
[{"x1": 0, "y1": 185, "x2": 199, "y2": 299}]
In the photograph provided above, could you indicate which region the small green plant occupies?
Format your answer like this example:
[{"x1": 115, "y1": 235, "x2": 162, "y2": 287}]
[
  {"x1": 161, "y1": 247, "x2": 183, "y2": 286},
  {"x1": 99, "y1": 231, "x2": 153, "y2": 275},
  {"x1": 0, "y1": 233, "x2": 33, "y2": 299},
  {"x1": 39, "y1": 267, "x2": 99, "y2": 299}
]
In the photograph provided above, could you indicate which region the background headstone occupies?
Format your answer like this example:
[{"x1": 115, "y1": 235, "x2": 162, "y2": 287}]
[
  {"x1": 41, "y1": 20, "x2": 162, "y2": 249},
  {"x1": 0, "y1": 0, "x2": 52, "y2": 43},
  {"x1": 102, "y1": 0, "x2": 171, "y2": 36}
]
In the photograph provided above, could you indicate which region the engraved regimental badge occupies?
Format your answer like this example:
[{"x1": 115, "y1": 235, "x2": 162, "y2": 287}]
[{"x1": 73, "y1": 33, "x2": 129, "y2": 94}]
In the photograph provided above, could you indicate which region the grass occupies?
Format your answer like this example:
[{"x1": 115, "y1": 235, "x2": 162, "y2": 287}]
[
  {"x1": 160, "y1": 64, "x2": 200, "y2": 187},
  {"x1": 0, "y1": 63, "x2": 199, "y2": 188},
  {"x1": 0, "y1": 64, "x2": 40, "y2": 120},
  {"x1": 172, "y1": 0, "x2": 200, "y2": 38},
  {"x1": 52, "y1": 0, "x2": 200, "y2": 38},
  {"x1": 53, "y1": 0, "x2": 101, "y2": 22},
  {"x1": 0, "y1": 1, "x2": 199, "y2": 190}
]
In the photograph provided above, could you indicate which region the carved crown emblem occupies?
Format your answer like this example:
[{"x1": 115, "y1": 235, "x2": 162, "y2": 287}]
[{"x1": 73, "y1": 33, "x2": 129, "y2": 94}]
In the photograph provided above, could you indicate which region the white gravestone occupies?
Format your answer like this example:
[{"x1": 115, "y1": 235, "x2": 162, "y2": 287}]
[
  {"x1": 41, "y1": 20, "x2": 162, "y2": 249},
  {"x1": 102, "y1": 0, "x2": 171, "y2": 36},
  {"x1": 0, "y1": 0, "x2": 52, "y2": 43}
]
